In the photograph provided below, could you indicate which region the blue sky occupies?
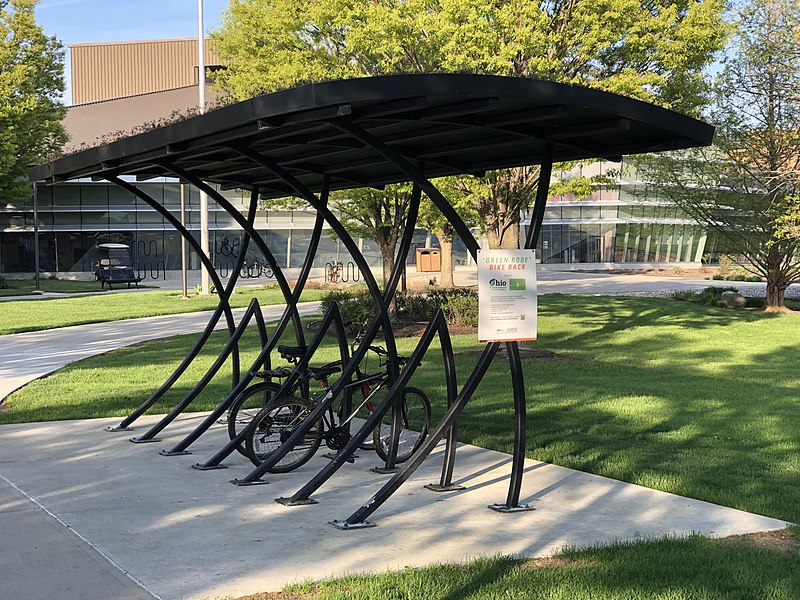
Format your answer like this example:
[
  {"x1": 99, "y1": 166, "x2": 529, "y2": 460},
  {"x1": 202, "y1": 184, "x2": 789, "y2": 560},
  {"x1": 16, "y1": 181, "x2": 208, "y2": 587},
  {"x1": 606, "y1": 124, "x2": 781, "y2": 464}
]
[{"x1": 36, "y1": 0, "x2": 229, "y2": 104}]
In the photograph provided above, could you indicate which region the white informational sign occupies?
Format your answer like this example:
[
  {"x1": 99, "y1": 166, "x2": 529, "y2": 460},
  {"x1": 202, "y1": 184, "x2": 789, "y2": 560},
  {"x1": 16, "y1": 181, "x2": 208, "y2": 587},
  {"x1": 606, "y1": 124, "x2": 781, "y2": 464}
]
[{"x1": 477, "y1": 249, "x2": 537, "y2": 343}]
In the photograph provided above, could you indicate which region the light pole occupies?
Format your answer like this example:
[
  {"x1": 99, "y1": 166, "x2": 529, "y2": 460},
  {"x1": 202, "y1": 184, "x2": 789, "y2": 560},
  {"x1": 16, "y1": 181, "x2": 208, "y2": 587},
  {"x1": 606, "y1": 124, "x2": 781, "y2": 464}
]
[
  {"x1": 180, "y1": 182, "x2": 189, "y2": 298},
  {"x1": 32, "y1": 179, "x2": 41, "y2": 292},
  {"x1": 198, "y1": 0, "x2": 211, "y2": 295}
]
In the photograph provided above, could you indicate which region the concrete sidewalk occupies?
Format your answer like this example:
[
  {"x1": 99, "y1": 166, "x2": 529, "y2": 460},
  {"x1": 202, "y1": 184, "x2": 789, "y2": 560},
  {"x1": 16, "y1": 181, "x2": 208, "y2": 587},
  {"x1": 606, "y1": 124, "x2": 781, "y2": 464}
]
[
  {"x1": 0, "y1": 413, "x2": 786, "y2": 600},
  {"x1": 0, "y1": 301, "x2": 321, "y2": 402}
]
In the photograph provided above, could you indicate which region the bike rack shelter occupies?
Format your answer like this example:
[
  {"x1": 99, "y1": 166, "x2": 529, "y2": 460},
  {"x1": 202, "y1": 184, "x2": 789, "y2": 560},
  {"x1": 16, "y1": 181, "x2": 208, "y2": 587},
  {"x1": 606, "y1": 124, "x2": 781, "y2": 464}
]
[{"x1": 29, "y1": 73, "x2": 714, "y2": 528}]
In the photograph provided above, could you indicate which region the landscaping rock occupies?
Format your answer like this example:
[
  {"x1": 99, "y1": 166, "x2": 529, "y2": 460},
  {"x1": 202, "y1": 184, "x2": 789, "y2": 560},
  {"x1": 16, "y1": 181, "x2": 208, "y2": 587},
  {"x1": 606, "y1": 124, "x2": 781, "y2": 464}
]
[{"x1": 721, "y1": 290, "x2": 747, "y2": 309}]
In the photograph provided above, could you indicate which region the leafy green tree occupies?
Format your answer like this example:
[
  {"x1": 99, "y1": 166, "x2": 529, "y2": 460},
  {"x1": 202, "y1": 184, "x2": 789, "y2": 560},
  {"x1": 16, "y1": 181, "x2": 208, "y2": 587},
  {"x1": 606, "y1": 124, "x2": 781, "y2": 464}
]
[
  {"x1": 416, "y1": 178, "x2": 478, "y2": 288},
  {"x1": 214, "y1": 0, "x2": 726, "y2": 252},
  {"x1": 643, "y1": 0, "x2": 800, "y2": 311},
  {"x1": 0, "y1": 0, "x2": 66, "y2": 203}
]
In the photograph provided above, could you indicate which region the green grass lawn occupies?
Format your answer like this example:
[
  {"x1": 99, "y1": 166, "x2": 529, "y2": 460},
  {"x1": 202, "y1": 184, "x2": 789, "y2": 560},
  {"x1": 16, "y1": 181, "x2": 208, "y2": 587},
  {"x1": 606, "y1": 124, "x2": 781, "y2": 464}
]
[
  {"x1": 260, "y1": 532, "x2": 800, "y2": 600},
  {"x1": 0, "y1": 277, "x2": 111, "y2": 297},
  {"x1": 3, "y1": 294, "x2": 799, "y2": 598},
  {"x1": 0, "y1": 286, "x2": 325, "y2": 334}
]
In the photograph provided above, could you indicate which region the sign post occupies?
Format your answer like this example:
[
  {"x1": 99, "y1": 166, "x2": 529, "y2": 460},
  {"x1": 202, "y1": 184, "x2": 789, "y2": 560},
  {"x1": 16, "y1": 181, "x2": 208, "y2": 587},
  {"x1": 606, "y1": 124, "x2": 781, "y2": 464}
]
[{"x1": 477, "y1": 249, "x2": 537, "y2": 343}]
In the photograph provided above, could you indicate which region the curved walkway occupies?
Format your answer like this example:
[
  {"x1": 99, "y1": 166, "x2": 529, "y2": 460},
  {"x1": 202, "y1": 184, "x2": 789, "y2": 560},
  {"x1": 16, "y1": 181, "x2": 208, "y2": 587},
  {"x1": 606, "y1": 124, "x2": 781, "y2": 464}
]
[{"x1": 0, "y1": 301, "x2": 321, "y2": 403}]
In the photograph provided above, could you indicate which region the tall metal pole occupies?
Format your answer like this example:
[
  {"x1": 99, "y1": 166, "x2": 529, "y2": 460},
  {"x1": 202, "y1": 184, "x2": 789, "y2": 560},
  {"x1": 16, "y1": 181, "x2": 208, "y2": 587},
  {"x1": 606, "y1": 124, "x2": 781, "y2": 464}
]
[
  {"x1": 180, "y1": 183, "x2": 189, "y2": 298},
  {"x1": 32, "y1": 180, "x2": 41, "y2": 292},
  {"x1": 198, "y1": 0, "x2": 211, "y2": 295}
]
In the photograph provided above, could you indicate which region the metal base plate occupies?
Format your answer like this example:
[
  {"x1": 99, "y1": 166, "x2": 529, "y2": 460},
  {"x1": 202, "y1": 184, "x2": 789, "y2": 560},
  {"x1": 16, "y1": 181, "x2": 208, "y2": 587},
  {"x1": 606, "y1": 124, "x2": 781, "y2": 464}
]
[
  {"x1": 129, "y1": 436, "x2": 160, "y2": 444},
  {"x1": 231, "y1": 478, "x2": 269, "y2": 486},
  {"x1": 425, "y1": 483, "x2": 466, "y2": 492},
  {"x1": 322, "y1": 452, "x2": 356, "y2": 463},
  {"x1": 371, "y1": 466, "x2": 399, "y2": 474},
  {"x1": 488, "y1": 502, "x2": 534, "y2": 513},
  {"x1": 159, "y1": 449, "x2": 191, "y2": 457},
  {"x1": 191, "y1": 463, "x2": 227, "y2": 471},
  {"x1": 105, "y1": 425, "x2": 130, "y2": 432},
  {"x1": 276, "y1": 496, "x2": 318, "y2": 506},
  {"x1": 330, "y1": 519, "x2": 376, "y2": 530}
]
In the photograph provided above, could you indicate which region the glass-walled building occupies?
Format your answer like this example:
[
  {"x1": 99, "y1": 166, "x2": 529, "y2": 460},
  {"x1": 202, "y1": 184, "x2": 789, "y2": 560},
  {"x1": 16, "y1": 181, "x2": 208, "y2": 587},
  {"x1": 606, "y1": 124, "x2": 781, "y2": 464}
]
[
  {"x1": 525, "y1": 159, "x2": 713, "y2": 266},
  {"x1": 0, "y1": 179, "x2": 391, "y2": 279}
]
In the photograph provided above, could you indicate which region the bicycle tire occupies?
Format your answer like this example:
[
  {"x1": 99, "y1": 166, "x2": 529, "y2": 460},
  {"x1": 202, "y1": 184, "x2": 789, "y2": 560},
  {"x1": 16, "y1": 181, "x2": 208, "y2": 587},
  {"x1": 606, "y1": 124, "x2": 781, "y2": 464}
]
[
  {"x1": 227, "y1": 381, "x2": 281, "y2": 457},
  {"x1": 245, "y1": 397, "x2": 323, "y2": 473},
  {"x1": 373, "y1": 386, "x2": 431, "y2": 464}
]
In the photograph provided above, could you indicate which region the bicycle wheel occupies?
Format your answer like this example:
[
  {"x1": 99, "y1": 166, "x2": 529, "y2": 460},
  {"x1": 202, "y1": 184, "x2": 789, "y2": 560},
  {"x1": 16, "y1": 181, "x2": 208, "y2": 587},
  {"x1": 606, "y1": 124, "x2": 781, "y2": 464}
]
[
  {"x1": 227, "y1": 381, "x2": 281, "y2": 457},
  {"x1": 373, "y1": 386, "x2": 431, "y2": 464},
  {"x1": 245, "y1": 397, "x2": 323, "y2": 473}
]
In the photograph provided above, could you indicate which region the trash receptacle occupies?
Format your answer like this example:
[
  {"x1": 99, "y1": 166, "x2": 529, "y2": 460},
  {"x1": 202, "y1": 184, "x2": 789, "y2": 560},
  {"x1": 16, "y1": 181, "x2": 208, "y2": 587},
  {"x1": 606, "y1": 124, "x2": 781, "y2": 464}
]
[{"x1": 416, "y1": 248, "x2": 441, "y2": 272}]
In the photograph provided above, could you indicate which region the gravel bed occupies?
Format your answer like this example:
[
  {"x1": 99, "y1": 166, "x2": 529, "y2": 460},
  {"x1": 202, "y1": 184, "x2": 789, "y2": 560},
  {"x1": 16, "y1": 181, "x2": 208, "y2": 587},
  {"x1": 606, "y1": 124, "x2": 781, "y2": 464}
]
[{"x1": 599, "y1": 287, "x2": 800, "y2": 299}]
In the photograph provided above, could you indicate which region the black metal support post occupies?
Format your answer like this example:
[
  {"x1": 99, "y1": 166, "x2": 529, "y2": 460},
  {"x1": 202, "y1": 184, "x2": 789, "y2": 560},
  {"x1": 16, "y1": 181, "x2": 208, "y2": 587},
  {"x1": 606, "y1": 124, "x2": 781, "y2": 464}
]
[
  {"x1": 103, "y1": 176, "x2": 239, "y2": 434},
  {"x1": 163, "y1": 209, "x2": 327, "y2": 456},
  {"x1": 285, "y1": 310, "x2": 457, "y2": 511},
  {"x1": 333, "y1": 342, "x2": 501, "y2": 528},
  {"x1": 128, "y1": 187, "x2": 259, "y2": 443},
  {"x1": 206, "y1": 147, "x2": 407, "y2": 480}
]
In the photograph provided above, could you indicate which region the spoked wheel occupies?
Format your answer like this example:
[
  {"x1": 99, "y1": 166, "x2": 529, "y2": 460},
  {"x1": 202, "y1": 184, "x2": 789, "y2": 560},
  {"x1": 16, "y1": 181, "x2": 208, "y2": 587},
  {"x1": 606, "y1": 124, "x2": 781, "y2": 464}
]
[
  {"x1": 374, "y1": 386, "x2": 431, "y2": 464},
  {"x1": 227, "y1": 381, "x2": 281, "y2": 457},
  {"x1": 245, "y1": 397, "x2": 322, "y2": 473}
]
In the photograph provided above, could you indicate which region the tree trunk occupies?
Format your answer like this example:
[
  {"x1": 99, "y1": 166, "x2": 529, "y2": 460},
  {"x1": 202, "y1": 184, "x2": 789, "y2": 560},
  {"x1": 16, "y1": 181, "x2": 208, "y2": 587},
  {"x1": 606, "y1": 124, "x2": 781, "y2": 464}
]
[
  {"x1": 764, "y1": 256, "x2": 789, "y2": 312},
  {"x1": 437, "y1": 230, "x2": 454, "y2": 288},
  {"x1": 765, "y1": 274, "x2": 787, "y2": 311},
  {"x1": 378, "y1": 241, "x2": 398, "y2": 319},
  {"x1": 487, "y1": 223, "x2": 520, "y2": 249}
]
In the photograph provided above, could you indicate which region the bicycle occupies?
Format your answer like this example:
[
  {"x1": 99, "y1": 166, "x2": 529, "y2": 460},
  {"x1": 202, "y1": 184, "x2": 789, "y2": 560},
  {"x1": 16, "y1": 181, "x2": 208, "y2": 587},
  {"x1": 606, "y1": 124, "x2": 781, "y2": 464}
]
[
  {"x1": 243, "y1": 338, "x2": 431, "y2": 473},
  {"x1": 225, "y1": 345, "x2": 343, "y2": 457},
  {"x1": 239, "y1": 258, "x2": 274, "y2": 279}
]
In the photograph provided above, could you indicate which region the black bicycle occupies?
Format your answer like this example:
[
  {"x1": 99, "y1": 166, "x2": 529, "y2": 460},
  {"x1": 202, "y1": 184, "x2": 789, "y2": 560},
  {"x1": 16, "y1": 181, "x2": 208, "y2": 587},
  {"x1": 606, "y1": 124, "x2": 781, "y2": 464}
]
[
  {"x1": 244, "y1": 342, "x2": 431, "y2": 473},
  {"x1": 224, "y1": 345, "x2": 343, "y2": 457}
]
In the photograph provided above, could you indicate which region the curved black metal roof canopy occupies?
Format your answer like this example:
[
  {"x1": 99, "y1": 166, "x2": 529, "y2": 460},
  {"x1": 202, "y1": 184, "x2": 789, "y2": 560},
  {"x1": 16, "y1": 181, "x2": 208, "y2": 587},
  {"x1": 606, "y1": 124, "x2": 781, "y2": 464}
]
[{"x1": 30, "y1": 74, "x2": 714, "y2": 198}]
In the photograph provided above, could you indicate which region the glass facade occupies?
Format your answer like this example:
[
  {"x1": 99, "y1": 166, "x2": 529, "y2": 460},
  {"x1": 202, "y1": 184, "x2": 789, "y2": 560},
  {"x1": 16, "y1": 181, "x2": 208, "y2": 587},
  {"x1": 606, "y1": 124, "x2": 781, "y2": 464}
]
[{"x1": 3, "y1": 163, "x2": 711, "y2": 276}]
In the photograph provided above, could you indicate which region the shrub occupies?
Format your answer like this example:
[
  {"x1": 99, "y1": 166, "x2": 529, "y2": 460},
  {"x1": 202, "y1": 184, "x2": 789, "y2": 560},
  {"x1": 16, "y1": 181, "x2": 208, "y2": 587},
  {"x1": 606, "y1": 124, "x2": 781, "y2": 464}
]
[
  {"x1": 672, "y1": 286, "x2": 739, "y2": 307},
  {"x1": 711, "y1": 274, "x2": 725, "y2": 280},
  {"x1": 320, "y1": 287, "x2": 374, "y2": 328},
  {"x1": 397, "y1": 288, "x2": 479, "y2": 327},
  {"x1": 396, "y1": 291, "x2": 437, "y2": 321},
  {"x1": 0, "y1": 276, "x2": 7, "y2": 289},
  {"x1": 442, "y1": 292, "x2": 479, "y2": 327}
]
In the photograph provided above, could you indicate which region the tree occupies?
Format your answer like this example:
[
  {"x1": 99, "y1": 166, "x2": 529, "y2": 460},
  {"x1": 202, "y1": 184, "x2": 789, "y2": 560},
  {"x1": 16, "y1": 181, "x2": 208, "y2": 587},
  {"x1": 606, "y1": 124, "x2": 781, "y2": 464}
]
[
  {"x1": 643, "y1": 0, "x2": 800, "y2": 311},
  {"x1": 417, "y1": 178, "x2": 478, "y2": 288},
  {"x1": 0, "y1": 0, "x2": 66, "y2": 203},
  {"x1": 213, "y1": 0, "x2": 726, "y2": 255},
  {"x1": 332, "y1": 184, "x2": 416, "y2": 287}
]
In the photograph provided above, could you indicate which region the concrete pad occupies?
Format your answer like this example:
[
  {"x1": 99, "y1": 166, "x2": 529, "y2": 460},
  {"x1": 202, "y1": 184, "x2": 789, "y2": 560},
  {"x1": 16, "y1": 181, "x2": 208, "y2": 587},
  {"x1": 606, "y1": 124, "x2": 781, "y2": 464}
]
[
  {"x1": 0, "y1": 478, "x2": 153, "y2": 600},
  {"x1": 0, "y1": 413, "x2": 786, "y2": 600}
]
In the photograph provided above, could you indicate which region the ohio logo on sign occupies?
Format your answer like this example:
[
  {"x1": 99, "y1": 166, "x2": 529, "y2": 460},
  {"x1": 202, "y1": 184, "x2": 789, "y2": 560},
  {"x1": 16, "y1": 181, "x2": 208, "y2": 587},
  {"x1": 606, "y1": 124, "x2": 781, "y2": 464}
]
[{"x1": 488, "y1": 278, "x2": 507, "y2": 288}]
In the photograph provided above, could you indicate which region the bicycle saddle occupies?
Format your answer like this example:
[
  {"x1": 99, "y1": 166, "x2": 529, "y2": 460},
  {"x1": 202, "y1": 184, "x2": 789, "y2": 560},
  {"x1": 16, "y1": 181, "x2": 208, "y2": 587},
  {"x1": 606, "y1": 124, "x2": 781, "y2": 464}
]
[
  {"x1": 307, "y1": 364, "x2": 341, "y2": 381},
  {"x1": 278, "y1": 345, "x2": 307, "y2": 360}
]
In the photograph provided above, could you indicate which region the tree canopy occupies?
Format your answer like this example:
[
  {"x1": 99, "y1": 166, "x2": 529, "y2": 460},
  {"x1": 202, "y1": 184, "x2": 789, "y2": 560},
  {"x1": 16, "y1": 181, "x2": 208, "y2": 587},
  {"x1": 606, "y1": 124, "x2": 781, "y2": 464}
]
[
  {"x1": 643, "y1": 0, "x2": 800, "y2": 310},
  {"x1": 0, "y1": 0, "x2": 66, "y2": 203},
  {"x1": 213, "y1": 0, "x2": 727, "y2": 261},
  {"x1": 214, "y1": 0, "x2": 726, "y2": 114}
]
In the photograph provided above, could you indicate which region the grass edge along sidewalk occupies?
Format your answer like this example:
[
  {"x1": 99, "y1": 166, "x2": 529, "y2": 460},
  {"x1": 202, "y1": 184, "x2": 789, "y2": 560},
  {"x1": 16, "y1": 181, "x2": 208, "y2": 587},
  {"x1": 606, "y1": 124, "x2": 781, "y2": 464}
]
[
  {"x1": 234, "y1": 529, "x2": 800, "y2": 600},
  {"x1": 0, "y1": 287, "x2": 326, "y2": 335}
]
